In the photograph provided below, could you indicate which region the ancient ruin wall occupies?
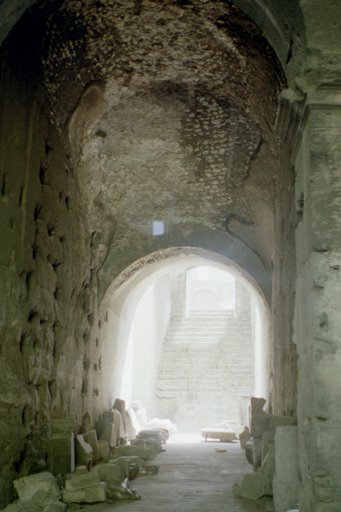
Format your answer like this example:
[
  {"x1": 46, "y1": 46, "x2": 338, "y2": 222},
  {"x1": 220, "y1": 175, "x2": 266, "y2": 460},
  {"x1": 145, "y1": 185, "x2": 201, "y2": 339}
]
[{"x1": 0, "y1": 36, "x2": 106, "y2": 506}]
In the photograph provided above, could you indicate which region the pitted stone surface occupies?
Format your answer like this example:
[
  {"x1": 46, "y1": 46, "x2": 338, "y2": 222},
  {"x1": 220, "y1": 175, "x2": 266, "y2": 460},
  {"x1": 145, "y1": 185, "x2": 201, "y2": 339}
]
[
  {"x1": 1, "y1": 0, "x2": 340, "y2": 509},
  {"x1": 30, "y1": 0, "x2": 284, "y2": 275}
]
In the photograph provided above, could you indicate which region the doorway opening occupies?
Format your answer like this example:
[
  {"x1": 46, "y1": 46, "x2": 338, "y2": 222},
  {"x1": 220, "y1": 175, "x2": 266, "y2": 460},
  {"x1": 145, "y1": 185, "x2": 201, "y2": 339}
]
[{"x1": 103, "y1": 249, "x2": 271, "y2": 439}]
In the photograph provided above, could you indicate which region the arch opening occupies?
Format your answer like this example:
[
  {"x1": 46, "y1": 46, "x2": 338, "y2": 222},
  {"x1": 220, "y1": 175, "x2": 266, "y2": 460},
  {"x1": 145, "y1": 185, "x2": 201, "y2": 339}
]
[{"x1": 102, "y1": 249, "x2": 271, "y2": 435}]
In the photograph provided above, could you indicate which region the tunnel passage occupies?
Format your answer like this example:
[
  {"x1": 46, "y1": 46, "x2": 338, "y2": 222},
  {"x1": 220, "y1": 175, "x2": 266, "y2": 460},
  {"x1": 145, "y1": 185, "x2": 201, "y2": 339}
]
[
  {"x1": 100, "y1": 249, "x2": 271, "y2": 433},
  {"x1": 0, "y1": 0, "x2": 301, "y2": 506}
]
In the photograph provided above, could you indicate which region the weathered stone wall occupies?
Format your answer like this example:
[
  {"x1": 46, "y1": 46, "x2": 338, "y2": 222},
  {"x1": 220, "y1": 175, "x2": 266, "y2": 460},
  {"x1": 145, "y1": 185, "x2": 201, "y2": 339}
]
[
  {"x1": 0, "y1": 39, "x2": 102, "y2": 506},
  {"x1": 294, "y1": 98, "x2": 341, "y2": 512}
]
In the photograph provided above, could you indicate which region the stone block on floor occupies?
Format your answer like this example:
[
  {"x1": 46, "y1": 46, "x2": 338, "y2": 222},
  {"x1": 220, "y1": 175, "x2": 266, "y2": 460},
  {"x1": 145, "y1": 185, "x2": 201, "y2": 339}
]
[
  {"x1": 62, "y1": 482, "x2": 106, "y2": 504},
  {"x1": 240, "y1": 472, "x2": 266, "y2": 500},
  {"x1": 96, "y1": 462, "x2": 126, "y2": 484},
  {"x1": 98, "y1": 440, "x2": 109, "y2": 460},
  {"x1": 239, "y1": 427, "x2": 250, "y2": 449},
  {"x1": 42, "y1": 500, "x2": 67, "y2": 512},
  {"x1": 48, "y1": 434, "x2": 74, "y2": 475},
  {"x1": 251, "y1": 397, "x2": 266, "y2": 416},
  {"x1": 2, "y1": 501, "x2": 40, "y2": 512},
  {"x1": 109, "y1": 455, "x2": 144, "y2": 479},
  {"x1": 64, "y1": 471, "x2": 100, "y2": 492},
  {"x1": 113, "y1": 444, "x2": 153, "y2": 460},
  {"x1": 75, "y1": 435, "x2": 93, "y2": 467},
  {"x1": 13, "y1": 472, "x2": 61, "y2": 505},
  {"x1": 273, "y1": 476, "x2": 299, "y2": 512},
  {"x1": 251, "y1": 415, "x2": 271, "y2": 439},
  {"x1": 83, "y1": 430, "x2": 100, "y2": 463}
]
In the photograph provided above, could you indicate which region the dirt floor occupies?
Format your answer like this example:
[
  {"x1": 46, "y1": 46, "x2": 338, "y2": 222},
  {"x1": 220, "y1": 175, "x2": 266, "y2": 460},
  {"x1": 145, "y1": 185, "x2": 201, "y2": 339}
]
[{"x1": 81, "y1": 434, "x2": 274, "y2": 512}]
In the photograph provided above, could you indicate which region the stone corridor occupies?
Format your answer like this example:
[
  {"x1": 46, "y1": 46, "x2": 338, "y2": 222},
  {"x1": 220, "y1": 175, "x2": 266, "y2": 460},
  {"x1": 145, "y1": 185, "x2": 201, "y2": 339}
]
[
  {"x1": 0, "y1": 0, "x2": 341, "y2": 510},
  {"x1": 83, "y1": 437, "x2": 271, "y2": 512}
]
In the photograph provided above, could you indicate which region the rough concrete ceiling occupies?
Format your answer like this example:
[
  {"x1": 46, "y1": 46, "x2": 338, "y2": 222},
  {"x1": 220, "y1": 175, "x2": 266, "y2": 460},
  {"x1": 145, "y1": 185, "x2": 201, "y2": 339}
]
[{"x1": 3, "y1": 0, "x2": 286, "y2": 277}]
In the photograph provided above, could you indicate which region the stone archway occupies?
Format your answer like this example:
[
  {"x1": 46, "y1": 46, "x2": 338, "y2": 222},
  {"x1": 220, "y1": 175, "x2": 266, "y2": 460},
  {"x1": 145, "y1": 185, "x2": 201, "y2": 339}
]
[{"x1": 98, "y1": 247, "x2": 272, "y2": 430}]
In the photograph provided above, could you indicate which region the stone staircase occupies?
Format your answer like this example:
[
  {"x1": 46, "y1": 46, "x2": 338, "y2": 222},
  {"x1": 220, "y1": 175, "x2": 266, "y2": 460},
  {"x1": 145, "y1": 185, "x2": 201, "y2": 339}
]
[
  {"x1": 165, "y1": 310, "x2": 233, "y2": 344},
  {"x1": 155, "y1": 309, "x2": 253, "y2": 428}
]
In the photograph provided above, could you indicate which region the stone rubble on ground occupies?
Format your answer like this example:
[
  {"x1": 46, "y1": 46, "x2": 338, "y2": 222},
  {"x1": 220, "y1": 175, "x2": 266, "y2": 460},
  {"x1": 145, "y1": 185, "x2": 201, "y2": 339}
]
[
  {"x1": 2, "y1": 401, "x2": 170, "y2": 510},
  {"x1": 236, "y1": 396, "x2": 299, "y2": 507},
  {"x1": 13, "y1": 472, "x2": 61, "y2": 508}
]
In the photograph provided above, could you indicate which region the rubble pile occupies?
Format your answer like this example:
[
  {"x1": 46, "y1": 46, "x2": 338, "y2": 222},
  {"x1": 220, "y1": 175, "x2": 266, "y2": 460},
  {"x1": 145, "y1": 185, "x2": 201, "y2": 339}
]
[
  {"x1": 2, "y1": 399, "x2": 170, "y2": 511},
  {"x1": 234, "y1": 397, "x2": 300, "y2": 512}
]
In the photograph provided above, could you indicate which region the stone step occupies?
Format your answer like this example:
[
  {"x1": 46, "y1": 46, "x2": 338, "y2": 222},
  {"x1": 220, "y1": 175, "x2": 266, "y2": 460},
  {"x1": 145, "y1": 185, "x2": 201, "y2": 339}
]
[
  {"x1": 167, "y1": 327, "x2": 228, "y2": 334},
  {"x1": 162, "y1": 342, "x2": 250, "y2": 351},
  {"x1": 180, "y1": 310, "x2": 234, "y2": 317},
  {"x1": 170, "y1": 317, "x2": 231, "y2": 323},
  {"x1": 166, "y1": 332, "x2": 225, "y2": 338}
]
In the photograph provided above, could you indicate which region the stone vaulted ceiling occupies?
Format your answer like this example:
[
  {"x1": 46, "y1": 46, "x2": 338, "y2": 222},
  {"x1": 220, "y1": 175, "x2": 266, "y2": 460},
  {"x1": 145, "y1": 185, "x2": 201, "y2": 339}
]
[{"x1": 8, "y1": 0, "x2": 285, "y2": 278}]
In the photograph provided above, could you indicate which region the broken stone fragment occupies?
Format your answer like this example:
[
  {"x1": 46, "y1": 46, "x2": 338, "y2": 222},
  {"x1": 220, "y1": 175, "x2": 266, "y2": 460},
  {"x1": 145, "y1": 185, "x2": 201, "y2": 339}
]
[
  {"x1": 99, "y1": 423, "x2": 117, "y2": 448},
  {"x1": 106, "y1": 478, "x2": 141, "y2": 502},
  {"x1": 98, "y1": 440, "x2": 109, "y2": 460},
  {"x1": 74, "y1": 465, "x2": 88, "y2": 474},
  {"x1": 96, "y1": 462, "x2": 126, "y2": 484},
  {"x1": 132, "y1": 436, "x2": 163, "y2": 452},
  {"x1": 48, "y1": 433, "x2": 75, "y2": 475},
  {"x1": 63, "y1": 472, "x2": 106, "y2": 503},
  {"x1": 250, "y1": 397, "x2": 266, "y2": 416},
  {"x1": 239, "y1": 473, "x2": 266, "y2": 501},
  {"x1": 113, "y1": 444, "x2": 153, "y2": 460},
  {"x1": 62, "y1": 482, "x2": 106, "y2": 504},
  {"x1": 64, "y1": 471, "x2": 100, "y2": 492},
  {"x1": 109, "y1": 455, "x2": 144, "y2": 480},
  {"x1": 239, "y1": 427, "x2": 250, "y2": 449},
  {"x1": 83, "y1": 430, "x2": 100, "y2": 462},
  {"x1": 143, "y1": 464, "x2": 159, "y2": 475},
  {"x1": 42, "y1": 501, "x2": 67, "y2": 512},
  {"x1": 75, "y1": 434, "x2": 93, "y2": 467},
  {"x1": 0, "y1": 503, "x2": 20, "y2": 512},
  {"x1": 13, "y1": 472, "x2": 61, "y2": 505},
  {"x1": 251, "y1": 414, "x2": 271, "y2": 438},
  {"x1": 1, "y1": 501, "x2": 40, "y2": 512}
]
